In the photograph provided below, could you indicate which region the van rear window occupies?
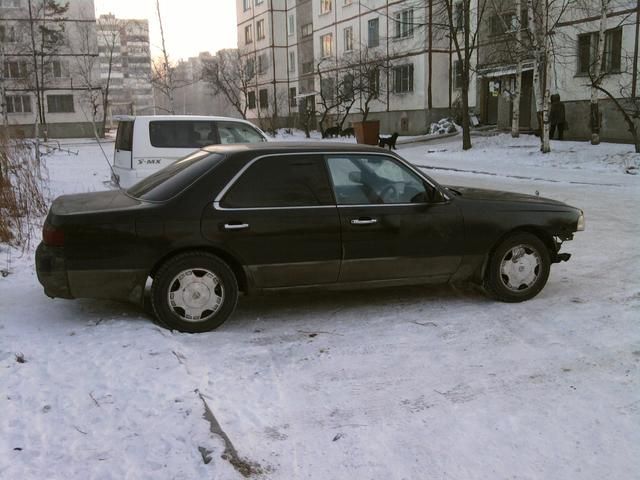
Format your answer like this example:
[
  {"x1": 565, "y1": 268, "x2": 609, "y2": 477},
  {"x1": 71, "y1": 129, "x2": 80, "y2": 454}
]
[{"x1": 115, "y1": 121, "x2": 133, "y2": 151}]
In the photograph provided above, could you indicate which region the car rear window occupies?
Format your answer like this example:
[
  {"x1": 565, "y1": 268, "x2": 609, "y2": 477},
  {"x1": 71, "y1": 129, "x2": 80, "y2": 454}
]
[{"x1": 127, "y1": 151, "x2": 223, "y2": 201}]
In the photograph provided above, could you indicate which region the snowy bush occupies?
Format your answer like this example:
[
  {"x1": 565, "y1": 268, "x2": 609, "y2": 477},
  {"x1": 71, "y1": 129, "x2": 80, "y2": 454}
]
[
  {"x1": 0, "y1": 134, "x2": 49, "y2": 249},
  {"x1": 429, "y1": 118, "x2": 458, "y2": 135}
]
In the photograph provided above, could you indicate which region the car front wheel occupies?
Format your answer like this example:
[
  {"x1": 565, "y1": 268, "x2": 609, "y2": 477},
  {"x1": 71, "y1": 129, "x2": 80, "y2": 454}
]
[
  {"x1": 151, "y1": 252, "x2": 239, "y2": 332},
  {"x1": 485, "y1": 232, "x2": 551, "y2": 302}
]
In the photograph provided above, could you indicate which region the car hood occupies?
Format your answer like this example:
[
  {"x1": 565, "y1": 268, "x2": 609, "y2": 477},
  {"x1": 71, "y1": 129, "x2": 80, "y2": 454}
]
[
  {"x1": 444, "y1": 185, "x2": 569, "y2": 207},
  {"x1": 50, "y1": 189, "x2": 143, "y2": 216}
]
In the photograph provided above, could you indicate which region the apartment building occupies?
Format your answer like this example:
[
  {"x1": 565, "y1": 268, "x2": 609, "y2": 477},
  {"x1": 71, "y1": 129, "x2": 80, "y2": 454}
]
[
  {"x1": 0, "y1": 0, "x2": 100, "y2": 137},
  {"x1": 477, "y1": 0, "x2": 640, "y2": 142},
  {"x1": 236, "y1": 0, "x2": 474, "y2": 135},
  {"x1": 97, "y1": 14, "x2": 153, "y2": 121}
]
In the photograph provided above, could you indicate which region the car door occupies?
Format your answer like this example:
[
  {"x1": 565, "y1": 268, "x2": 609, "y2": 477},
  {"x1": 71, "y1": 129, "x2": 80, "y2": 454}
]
[
  {"x1": 201, "y1": 154, "x2": 341, "y2": 288},
  {"x1": 325, "y1": 154, "x2": 464, "y2": 283}
]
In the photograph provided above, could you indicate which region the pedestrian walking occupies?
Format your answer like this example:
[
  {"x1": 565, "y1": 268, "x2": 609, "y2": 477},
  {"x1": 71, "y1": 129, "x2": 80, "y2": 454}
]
[{"x1": 549, "y1": 94, "x2": 566, "y2": 140}]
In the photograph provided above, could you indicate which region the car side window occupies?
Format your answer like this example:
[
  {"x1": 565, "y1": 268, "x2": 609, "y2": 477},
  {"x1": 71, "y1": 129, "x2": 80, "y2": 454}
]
[
  {"x1": 216, "y1": 122, "x2": 266, "y2": 144},
  {"x1": 221, "y1": 155, "x2": 334, "y2": 208},
  {"x1": 326, "y1": 155, "x2": 429, "y2": 205}
]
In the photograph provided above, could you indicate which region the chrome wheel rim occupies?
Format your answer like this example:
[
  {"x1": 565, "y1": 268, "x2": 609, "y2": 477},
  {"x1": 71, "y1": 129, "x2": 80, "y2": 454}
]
[
  {"x1": 168, "y1": 268, "x2": 224, "y2": 322},
  {"x1": 499, "y1": 245, "x2": 541, "y2": 292}
]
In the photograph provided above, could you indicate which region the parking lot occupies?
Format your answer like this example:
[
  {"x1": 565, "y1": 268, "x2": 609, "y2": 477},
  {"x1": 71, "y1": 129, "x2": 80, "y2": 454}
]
[{"x1": 1, "y1": 135, "x2": 638, "y2": 479}]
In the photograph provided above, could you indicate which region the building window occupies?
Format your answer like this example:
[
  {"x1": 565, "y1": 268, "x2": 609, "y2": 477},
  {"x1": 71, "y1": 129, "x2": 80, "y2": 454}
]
[
  {"x1": 289, "y1": 51, "x2": 296, "y2": 72},
  {"x1": 394, "y1": 9, "x2": 414, "y2": 38},
  {"x1": 247, "y1": 91, "x2": 256, "y2": 109},
  {"x1": 343, "y1": 74, "x2": 354, "y2": 99},
  {"x1": 368, "y1": 18, "x2": 379, "y2": 47},
  {"x1": 244, "y1": 25, "x2": 252, "y2": 44},
  {"x1": 321, "y1": 77, "x2": 335, "y2": 102},
  {"x1": 321, "y1": 33, "x2": 333, "y2": 58},
  {"x1": 454, "y1": 2, "x2": 464, "y2": 31},
  {"x1": 289, "y1": 87, "x2": 297, "y2": 107},
  {"x1": 453, "y1": 60, "x2": 464, "y2": 89},
  {"x1": 255, "y1": 0, "x2": 263, "y2": 5},
  {"x1": 259, "y1": 89, "x2": 268, "y2": 109},
  {"x1": 320, "y1": 0, "x2": 332, "y2": 15},
  {"x1": 256, "y1": 19, "x2": 265, "y2": 40},
  {"x1": 0, "y1": 25, "x2": 17, "y2": 42},
  {"x1": 243, "y1": 0, "x2": 250, "y2": 11},
  {"x1": 51, "y1": 60, "x2": 65, "y2": 78},
  {"x1": 288, "y1": 15, "x2": 295, "y2": 37},
  {"x1": 0, "y1": 0, "x2": 21, "y2": 7},
  {"x1": 257, "y1": 53, "x2": 268, "y2": 74},
  {"x1": 489, "y1": 14, "x2": 505, "y2": 35},
  {"x1": 393, "y1": 64, "x2": 413, "y2": 93},
  {"x1": 302, "y1": 61, "x2": 314, "y2": 74},
  {"x1": 47, "y1": 94, "x2": 75, "y2": 113},
  {"x1": 578, "y1": 27, "x2": 622, "y2": 74},
  {"x1": 6, "y1": 95, "x2": 31, "y2": 114},
  {"x1": 3, "y1": 61, "x2": 27, "y2": 78},
  {"x1": 368, "y1": 68, "x2": 380, "y2": 98},
  {"x1": 344, "y1": 26, "x2": 353, "y2": 52},
  {"x1": 246, "y1": 57, "x2": 255, "y2": 78},
  {"x1": 301, "y1": 23, "x2": 313, "y2": 37}
]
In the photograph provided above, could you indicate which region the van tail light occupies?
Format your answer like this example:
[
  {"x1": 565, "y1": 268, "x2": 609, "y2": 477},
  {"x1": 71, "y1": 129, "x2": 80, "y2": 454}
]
[{"x1": 43, "y1": 223, "x2": 65, "y2": 247}]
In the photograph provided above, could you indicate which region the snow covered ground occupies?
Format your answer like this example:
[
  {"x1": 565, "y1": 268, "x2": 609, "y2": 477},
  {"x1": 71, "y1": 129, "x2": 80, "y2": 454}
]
[{"x1": 1, "y1": 133, "x2": 639, "y2": 479}]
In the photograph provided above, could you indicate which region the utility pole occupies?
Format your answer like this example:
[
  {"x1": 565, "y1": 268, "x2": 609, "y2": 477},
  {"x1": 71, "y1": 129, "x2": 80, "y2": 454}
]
[
  {"x1": 0, "y1": 42, "x2": 9, "y2": 129},
  {"x1": 632, "y1": 0, "x2": 639, "y2": 98}
]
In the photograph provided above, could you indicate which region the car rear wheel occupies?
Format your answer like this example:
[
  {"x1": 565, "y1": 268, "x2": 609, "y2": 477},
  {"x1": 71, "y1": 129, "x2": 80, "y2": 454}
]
[
  {"x1": 151, "y1": 252, "x2": 238, "y2": 332},
  {"x1": 485, "y1": 232, "x2": 551, "y2": 302}
]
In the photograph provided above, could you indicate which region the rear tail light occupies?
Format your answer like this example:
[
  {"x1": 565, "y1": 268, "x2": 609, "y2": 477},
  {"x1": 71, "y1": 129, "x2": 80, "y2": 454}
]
[{"x1": 43, "y1": 222, "x2": 65, "y2": 247}]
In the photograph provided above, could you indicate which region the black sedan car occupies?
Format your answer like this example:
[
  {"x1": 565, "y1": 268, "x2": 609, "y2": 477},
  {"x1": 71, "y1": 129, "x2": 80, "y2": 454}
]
[{"x1": 36, "y1": 143, "x2": 584, "y2": 332}]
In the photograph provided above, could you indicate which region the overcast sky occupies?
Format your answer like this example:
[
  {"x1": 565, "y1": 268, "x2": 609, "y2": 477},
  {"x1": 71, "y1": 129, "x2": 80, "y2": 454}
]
[{"x1": 94, "y1": 0, "x2": 238, "y2": 61}]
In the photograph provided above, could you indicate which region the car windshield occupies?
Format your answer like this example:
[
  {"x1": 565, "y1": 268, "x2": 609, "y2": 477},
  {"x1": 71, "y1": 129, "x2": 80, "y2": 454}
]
[{"x1": 126, "y1": 151, "x2": 223, "y2": 201}]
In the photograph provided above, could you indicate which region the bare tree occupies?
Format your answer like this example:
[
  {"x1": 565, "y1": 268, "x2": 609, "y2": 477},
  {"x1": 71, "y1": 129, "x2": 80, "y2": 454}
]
[
  {"x1": 354, "y1": 49, "x2": 389, "y2": 124},
  {"x1": 512, "y1": 0, "x2": 523, "y2": 137},
  {"x1": 72, "y1": 12, "x2": 101, "y2": 128},
  {"x1": 437, "y1": 0, "x2": 488, "y2": 150},
  {"x1": 585, "y1": 1, "x2": 640, "y2": 152},
  {"x1": 202, "y1": 49, "x2": 252, "y2": 119},
  {"x1": 95, "y1": 14, "x2": 123, "y2": 134},
  {"x1": 151, "y1": 0, "x2": 191, "y2": 114},
  {"x1": 315, "y1": 59, "x2": 345, "y2": 137},
  {"x1": 22, "y1": 0, "x2": 70, "y2": 139}
]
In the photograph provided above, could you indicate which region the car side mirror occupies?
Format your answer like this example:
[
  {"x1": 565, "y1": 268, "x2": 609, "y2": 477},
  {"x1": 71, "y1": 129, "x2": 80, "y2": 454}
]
[
  {"x1": 423, "y1": 183, "x2": 445, "y2": 203},
  {"x1": 348, "y1": 171, "x2": 362, "y2": 183}
]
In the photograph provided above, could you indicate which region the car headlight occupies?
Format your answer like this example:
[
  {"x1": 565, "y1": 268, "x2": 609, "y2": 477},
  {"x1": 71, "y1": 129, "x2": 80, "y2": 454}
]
[{"x1": 576, "y1": 210, "x2": 585, "y2": 231}]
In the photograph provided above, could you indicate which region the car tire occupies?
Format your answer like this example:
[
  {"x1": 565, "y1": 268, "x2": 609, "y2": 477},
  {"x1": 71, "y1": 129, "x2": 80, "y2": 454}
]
[
  {"x1": 151, "y1": 252, "x2": 239, "y2": 333},
  {"x1": 484, "y1": 232, "x2": 551, "y2": 302}
]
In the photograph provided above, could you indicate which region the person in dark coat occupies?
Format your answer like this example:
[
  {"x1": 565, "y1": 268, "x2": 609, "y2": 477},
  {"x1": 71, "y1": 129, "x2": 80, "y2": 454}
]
[{"x1": 549, "y1": 93, "x2": 566, "y2": 140}]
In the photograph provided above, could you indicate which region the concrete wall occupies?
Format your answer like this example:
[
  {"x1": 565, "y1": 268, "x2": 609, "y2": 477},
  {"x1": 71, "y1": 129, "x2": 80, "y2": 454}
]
[{"x1": 2, "y1": 122, "x2": 102, "y2": 139}]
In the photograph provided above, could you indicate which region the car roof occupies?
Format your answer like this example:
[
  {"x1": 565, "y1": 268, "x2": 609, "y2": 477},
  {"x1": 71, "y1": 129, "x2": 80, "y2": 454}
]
[{"x1": 202, "y1": 142, "x2": 390, "y2": 155}]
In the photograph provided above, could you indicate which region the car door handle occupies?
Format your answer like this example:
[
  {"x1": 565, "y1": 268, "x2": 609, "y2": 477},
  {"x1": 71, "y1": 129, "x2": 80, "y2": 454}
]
[
  {"x1": 350, "y1": 218, "x2": 378, "y2": 225},
  {"x1": 224, "y1": 223, "x2": 249, "y2": 230}
]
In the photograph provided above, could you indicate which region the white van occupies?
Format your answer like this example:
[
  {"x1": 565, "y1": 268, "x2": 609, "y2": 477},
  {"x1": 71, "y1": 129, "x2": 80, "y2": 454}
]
[{"x1": 112, "y1": 115, "x2": 268, "y2": 187}]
